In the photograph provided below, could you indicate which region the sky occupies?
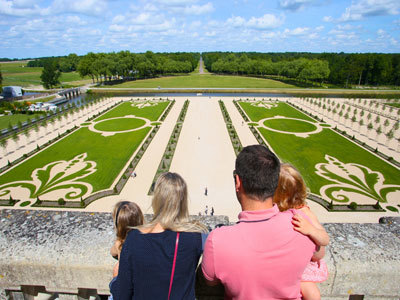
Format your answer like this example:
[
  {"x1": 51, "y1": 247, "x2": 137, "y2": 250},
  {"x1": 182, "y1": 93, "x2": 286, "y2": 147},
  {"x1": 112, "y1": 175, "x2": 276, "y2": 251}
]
[{"x1": 0, "y1": 0, "x2": 399, "y2": 59}]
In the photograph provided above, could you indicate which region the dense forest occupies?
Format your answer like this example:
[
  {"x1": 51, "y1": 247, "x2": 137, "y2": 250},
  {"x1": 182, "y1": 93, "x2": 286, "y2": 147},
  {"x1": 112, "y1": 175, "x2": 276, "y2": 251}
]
[
  {"x1": 203, "y1": 52, "x2": 400, "y2": 87},
  {"x1": 27, "y1": 51, "x2": 200, "y2": 82}
]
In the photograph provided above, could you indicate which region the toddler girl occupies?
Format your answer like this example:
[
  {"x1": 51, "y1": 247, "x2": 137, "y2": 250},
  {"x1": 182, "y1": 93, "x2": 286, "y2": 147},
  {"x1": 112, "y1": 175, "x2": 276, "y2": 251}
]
[
  {"x1": 109, "y1": 201, "x2": 144, "y2": 298},
  {"x1": 273, "y1": 163, "x2": 329, "y2": 300}
]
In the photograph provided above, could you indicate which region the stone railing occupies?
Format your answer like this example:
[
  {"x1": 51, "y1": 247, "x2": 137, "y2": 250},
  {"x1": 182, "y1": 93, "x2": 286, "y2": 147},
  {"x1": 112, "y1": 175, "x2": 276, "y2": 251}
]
[{"x1": 0, "y1": 210, "x2": 399, "y2": 300}]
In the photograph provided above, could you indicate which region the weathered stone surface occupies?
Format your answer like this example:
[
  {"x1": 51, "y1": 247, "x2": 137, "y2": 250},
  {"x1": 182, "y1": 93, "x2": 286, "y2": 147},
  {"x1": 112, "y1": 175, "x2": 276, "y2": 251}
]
[
  {"x1": 0, "y1": 209, "x2": 399, "y2": 299},
  {"x1": 322, "y1": 222, "x2": 400, "y2": 298}
]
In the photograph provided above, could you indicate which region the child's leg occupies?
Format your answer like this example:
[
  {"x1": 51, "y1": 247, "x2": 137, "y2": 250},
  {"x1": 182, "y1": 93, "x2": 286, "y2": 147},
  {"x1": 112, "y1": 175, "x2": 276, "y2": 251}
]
[{"x1": 301, "y1": 281, "x2": 321, "y2": 300}]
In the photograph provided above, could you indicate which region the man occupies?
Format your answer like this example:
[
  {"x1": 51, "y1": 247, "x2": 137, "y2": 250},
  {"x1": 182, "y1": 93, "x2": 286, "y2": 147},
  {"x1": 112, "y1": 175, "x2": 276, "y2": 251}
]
[{"x1": 202, "y1": 145, "x2": 321, "y2": 300}]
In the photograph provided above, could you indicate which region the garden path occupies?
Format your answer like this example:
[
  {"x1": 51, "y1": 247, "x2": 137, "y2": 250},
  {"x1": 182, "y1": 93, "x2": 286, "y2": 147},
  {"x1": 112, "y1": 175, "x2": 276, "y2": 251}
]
[{"x1": 169, "y1": 97, "x2": 240, "y2": 220}]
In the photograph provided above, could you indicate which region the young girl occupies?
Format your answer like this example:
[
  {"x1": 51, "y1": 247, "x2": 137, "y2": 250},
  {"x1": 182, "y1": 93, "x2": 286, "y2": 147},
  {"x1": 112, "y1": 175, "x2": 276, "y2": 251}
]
[
  {"x1": 273, "y1": 163, "x2": 329, "y2": 300},
  {"x1": 109, "y1": 201, "x2": 144, "y2": 298}
]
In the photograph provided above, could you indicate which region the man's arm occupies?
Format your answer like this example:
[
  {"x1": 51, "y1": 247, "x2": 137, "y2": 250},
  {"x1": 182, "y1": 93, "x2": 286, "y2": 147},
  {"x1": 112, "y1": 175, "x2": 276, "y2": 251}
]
[{"x1": 201, "y1": 231, "x2": 221, "y2": 286}]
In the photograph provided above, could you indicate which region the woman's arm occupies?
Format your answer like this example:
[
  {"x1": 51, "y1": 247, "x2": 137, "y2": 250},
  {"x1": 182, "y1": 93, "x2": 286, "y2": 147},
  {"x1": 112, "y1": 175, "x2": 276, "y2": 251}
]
[{"x1": 292, "y1": 208, "x2": 330, "y2": 246}]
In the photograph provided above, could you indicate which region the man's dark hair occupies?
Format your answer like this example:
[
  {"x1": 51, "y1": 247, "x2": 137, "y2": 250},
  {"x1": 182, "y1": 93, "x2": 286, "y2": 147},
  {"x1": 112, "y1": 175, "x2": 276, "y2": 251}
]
[{"x1": 235, "y1": 145, "x2": 280, "y2": 201}]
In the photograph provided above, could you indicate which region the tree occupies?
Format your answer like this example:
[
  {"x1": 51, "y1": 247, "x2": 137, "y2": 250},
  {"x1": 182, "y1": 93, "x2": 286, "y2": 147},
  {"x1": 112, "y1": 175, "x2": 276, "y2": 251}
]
[
  {"x1": 0, "y1": 68, "x2": 2, "y2": 93},
  {"x1": 40, "y1": 59, "x2": 61, "y2": 89},
  {"x1": 0, "y1": 139, "x2": 8, "y2": 156}
]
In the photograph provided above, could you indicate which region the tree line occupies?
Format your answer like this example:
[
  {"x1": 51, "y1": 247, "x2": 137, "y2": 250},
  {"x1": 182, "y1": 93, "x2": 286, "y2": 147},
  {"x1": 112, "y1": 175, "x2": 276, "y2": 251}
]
[
  {"x1": 29, "y1": 51, "x2": 200, "y2": 84},
  {"x1": 202, "y1": 52, "x2": 400, "y2": 87}
]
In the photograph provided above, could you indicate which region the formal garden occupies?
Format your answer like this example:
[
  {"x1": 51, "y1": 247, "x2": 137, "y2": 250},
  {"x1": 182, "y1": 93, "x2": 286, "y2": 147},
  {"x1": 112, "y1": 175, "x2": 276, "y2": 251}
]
[
  {"x1": 236, "y1": 99, "x2": 400, "y2": 213},
  {"x1": 0, "y1": 98, "x2": 172, "y2": 208}
]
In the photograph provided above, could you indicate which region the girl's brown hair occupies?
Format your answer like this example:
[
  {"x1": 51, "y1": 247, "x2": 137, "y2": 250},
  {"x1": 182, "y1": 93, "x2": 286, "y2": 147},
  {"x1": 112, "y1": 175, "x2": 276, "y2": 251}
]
[
  {"x1": 273, "y1": 163, "x2": 307, "y2": 211},
  {"x1": 112, "y1": 201, "x2": 144, "y2": 250}
]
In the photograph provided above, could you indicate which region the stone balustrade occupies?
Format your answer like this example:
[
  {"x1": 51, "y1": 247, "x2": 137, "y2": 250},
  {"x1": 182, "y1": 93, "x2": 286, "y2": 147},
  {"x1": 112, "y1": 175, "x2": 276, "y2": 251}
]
[{"x1": 0, "y1": 209, "x2": 399, "y2": 300}]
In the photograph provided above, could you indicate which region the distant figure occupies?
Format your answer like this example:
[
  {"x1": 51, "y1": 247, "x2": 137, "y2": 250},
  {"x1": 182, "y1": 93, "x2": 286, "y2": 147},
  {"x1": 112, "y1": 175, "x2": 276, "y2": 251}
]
[
  {"x1": 211, "y1": 207, "x2": 214, "y2": 216},
  {"x1": 131, "y1": 171, "x2": 137, "y2": 178},
  {"x1": 198, "y1": 136, "x2": 200, "y2": 140},
  {"x1": 205, "y1": 205, "x2": 208, "y2": 215},
  {"x1": 205, "y1": 187, "x2": 208, "y2": 196}
]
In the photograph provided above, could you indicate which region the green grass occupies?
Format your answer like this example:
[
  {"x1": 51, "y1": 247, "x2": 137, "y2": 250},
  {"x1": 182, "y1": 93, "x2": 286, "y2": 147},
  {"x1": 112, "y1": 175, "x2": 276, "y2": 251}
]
[
  {"x1": 97, "y1": 101, "x2": 169, "y2": 122},
  {"x1": 386, "y1": 103, "x2": 400, "y2": 108},
  {"x1": 240, "y1": 101, "x2": 400, "y2": 201},
  {"x1": 94, "y1": 118, "x2": 146, "y2": 132},
  {"x1": 239, "y1": 101, "x2": 315, "y2": 122},
  {"x1": 0, "y1": 114, "x2": 41, "y2": 131},
  {"x1": 263, "y1": 118, "x2": 317, "y2": 133},
  {"x1": 98, "y1": 74, "x2": 295, "y2": 89},
  {"x1": 0, "y1": 61, "x2": 89, "y2": 87},
  {"x1": 0, "y1": 100, "x2": 169, "y2": 195}
]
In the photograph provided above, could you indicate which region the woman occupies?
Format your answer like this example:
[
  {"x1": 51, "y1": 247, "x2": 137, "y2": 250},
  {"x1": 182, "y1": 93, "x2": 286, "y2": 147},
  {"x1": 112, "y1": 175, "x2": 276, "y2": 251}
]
[{"x1": 111, "y1": 172, "x2": 208, "y2": 300}]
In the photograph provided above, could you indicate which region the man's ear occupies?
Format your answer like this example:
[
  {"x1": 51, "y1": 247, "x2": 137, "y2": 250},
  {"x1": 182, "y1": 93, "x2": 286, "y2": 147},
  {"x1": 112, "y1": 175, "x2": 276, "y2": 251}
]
[{"x1": 235, "y1": 174, "x2": 241, "y2": 192}]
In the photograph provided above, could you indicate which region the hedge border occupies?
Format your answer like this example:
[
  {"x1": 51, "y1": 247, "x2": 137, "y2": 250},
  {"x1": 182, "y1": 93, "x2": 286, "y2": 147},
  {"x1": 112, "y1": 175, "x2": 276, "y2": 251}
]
[
  {"x1": 148, "y1": 100, "x2": 190, "y2": 195},
  {"x1": 219, "y1": 100, "x2": 242, "y2": 156}
]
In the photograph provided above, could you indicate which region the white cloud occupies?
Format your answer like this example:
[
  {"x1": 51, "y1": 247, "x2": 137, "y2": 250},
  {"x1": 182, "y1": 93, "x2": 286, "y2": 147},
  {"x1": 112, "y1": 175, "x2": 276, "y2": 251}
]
[
  {"x1": 248, "y1": 14, "x2": 284, "y2": 29},
  {"x1": 109, "y1": 24, "x2": 125, "y2": 32},
  {"x1": 290, "y1": 27, "x2": 310, "y2": 35},
  {"x1": 154, "y1": 0, "x2": 197, "y2": 6},
  {"x1": 0, "y1": 0, "x2": 43, "y2": 16},
  {"x1": 279, "y1": 0, "x2": 315, "y2": 11},
  {"x1": 182, "y1": 2, "x2": 213, "y2": 15},
  {"x1": 112, "y1": 15, "x2": 125, "y2": 24},
  {"x1": 228, "y1": 14, "x2": 284, "y2": 30},
  {"x1": 338, "y1": 0, "x2": 400, "y2": 22},
  {"x1": 227, "y1": 15, "x2": 246, "y2": 27},
  {"x1": 205, "y1": 30, "x2": 216, "y2": 36},
  {"x1": 66, "y1": 15, "x2": 87, "y2": 25}
]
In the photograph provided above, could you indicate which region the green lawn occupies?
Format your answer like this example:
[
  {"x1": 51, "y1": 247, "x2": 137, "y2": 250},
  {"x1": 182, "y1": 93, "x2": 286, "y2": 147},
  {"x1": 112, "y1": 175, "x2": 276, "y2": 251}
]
[
  {"x1": 99, "y1": 74, "x2": 295, "y2": 89},
  {"x1": 94, "y1": 118, "x2": 146, "y2": 132},
  {"x1": 0, "y1": 61, "x2": 89, "y2": 87},
  {"x1": 240, "y1": 101, "x2": 315, "y2": 122},
  {"x1": 0, "y1": 114, "x2": 42, "y2": 131},
  {"x1": 263, "y1": 118, "x2": 317, "y2": 133},
  {"x1": 97, "y1": 101, "x2": 169, "y2": 122},
  {"x1": 240, "y1": 101, "x2": 400, "y2": 203},
  {"x1": 0, "y1": 100, "x2": 169, "y2": 198}
]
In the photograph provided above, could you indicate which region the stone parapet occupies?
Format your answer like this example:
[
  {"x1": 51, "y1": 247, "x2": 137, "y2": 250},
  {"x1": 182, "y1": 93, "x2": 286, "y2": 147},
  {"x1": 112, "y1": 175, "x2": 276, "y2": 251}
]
[{"x1": 0, "y1": 210, "x2": 399, "y2": 300}]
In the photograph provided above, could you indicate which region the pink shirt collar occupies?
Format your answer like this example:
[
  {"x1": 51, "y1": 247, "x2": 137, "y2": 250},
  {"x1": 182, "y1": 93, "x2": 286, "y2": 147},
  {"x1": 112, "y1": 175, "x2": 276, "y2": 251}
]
[{"x1": 237, "y1": 204, "x2": 280, "y2": 222}]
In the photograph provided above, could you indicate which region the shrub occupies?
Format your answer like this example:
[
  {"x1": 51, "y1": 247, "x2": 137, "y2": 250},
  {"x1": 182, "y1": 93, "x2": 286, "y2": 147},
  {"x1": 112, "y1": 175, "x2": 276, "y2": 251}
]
[
  {"x1": 58, "y1": 198, "x2": 66, "y2": 205},
  {"x1": 373, "y1": 201, "x2": 382, "y2": 210},
  {"x1": 348, "y1": 202, "x2": 358, "y2": 210},
  {"x1": 328, "y1": 200, "x2": 333, "y2": 209}
]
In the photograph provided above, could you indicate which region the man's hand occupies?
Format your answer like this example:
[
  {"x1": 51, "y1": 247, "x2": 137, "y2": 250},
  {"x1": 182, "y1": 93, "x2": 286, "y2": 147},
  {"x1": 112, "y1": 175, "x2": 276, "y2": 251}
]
[{"x1": 292, "y1": 213, "x2": 315, "y2": 236}]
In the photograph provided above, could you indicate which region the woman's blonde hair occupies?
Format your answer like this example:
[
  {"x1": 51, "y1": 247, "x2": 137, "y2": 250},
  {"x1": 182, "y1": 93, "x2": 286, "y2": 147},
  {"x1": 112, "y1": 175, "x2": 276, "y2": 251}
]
[
  {"x1": 273, "y1": 163, "x2": 307, "y2": 211},
  {"x1": 113, "y1": 201, "x2": 144, "y2": 250},
  {"x1": 140, "y1": 172, "x2": 208, "y2": 233}
]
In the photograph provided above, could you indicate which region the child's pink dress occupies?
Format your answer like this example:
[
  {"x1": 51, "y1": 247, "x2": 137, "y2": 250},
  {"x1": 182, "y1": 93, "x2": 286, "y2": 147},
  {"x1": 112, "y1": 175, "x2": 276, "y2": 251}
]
[{"x1": 301, "y1": 259, "x2": 328, "y2": 282}]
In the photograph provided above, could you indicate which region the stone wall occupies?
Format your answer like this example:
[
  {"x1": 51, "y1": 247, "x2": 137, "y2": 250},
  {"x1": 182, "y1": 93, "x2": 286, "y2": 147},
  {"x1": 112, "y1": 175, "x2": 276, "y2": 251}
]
[{"x1": 0, "y1": 209, "x2": 399, "y2": 300}]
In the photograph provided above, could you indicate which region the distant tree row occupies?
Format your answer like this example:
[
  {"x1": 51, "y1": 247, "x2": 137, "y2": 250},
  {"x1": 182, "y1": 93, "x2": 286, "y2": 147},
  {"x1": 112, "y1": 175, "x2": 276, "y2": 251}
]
[
  {"x1": 29, "y1": 51, "x2": 200, "y2": 82},
  {"x1": 202, "y1": 52, "x2": 400, "y2": 87},
  {"x1": 77, "y1": 51, "x2": 199, "y2": 82}
]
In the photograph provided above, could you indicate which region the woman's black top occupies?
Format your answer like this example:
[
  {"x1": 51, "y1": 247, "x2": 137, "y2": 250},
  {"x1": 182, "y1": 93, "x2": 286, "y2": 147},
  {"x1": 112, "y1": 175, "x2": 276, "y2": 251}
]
[{"x1": 111, "y1": 229, "x2": 203, "y2": 300}]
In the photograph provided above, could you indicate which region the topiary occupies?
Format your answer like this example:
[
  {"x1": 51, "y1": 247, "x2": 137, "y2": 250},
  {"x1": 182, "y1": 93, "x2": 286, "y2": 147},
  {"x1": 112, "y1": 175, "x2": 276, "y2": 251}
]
[{"x1": 348, "y1": 202, "x2": 358, "y2": 210}]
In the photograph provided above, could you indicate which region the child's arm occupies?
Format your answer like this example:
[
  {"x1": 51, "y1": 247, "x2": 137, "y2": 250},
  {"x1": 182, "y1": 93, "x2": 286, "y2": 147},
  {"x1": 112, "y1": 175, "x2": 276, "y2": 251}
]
[
  {"x1": 292, "y1": 207, "x2": 330, "y2": 247},
  {"x1": 110, "y1": 240, "x2": 121, "y2": 259}
]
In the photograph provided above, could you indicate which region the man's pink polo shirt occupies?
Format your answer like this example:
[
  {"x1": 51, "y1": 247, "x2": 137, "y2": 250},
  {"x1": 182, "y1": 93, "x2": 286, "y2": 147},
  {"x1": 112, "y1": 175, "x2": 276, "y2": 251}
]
[{"x1": 201, "y1": 204, "x2": 316, "y2": 300}]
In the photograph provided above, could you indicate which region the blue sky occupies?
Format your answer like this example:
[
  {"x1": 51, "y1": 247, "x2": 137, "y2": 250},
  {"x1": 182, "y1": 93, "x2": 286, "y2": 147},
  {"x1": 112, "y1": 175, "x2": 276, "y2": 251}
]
[{"x1": 1, "y1": 0, "x2": 399, "y2": 58}]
